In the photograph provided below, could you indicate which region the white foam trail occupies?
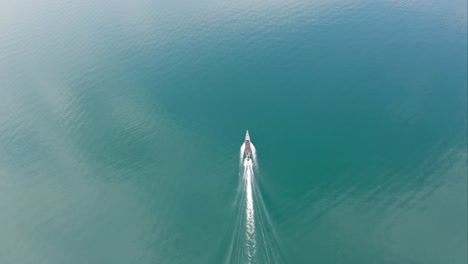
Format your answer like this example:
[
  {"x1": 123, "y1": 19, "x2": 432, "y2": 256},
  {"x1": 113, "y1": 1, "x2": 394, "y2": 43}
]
[
  {"x1": 245, "y1": 165, "x2": 255, "y2": 242},
  {"x1": 242, "y1": 158, "x2": 256, "y2": 262},
  {"x1": 225, "y1": 139, "x2": 283, "y2": 264}
]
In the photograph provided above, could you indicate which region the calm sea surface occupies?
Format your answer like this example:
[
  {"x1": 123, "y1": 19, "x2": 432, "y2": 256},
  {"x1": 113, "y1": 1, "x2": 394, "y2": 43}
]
[{"x1": 0, "y1": 0, "x2": 466, "y2": 263}]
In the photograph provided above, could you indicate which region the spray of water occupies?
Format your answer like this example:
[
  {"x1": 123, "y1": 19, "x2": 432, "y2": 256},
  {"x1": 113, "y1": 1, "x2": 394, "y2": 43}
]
[
  {"x1": 250, "y1": 143, "x2": 258, "y2": 169},
  {"x1": 240, "y1": 143, "x2": 245, "y2": 167}
]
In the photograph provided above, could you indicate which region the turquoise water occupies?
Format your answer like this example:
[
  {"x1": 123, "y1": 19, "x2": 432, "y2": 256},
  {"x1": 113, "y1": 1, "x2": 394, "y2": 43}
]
[{"x1": 0, "y1": 0, "x2": 466, "y2": 263}]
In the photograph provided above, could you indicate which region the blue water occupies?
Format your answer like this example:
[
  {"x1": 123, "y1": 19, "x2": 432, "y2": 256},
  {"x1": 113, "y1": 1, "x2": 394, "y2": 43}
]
[{"x1": 0, "y1": 0, "x2": 466, "y2": 263}]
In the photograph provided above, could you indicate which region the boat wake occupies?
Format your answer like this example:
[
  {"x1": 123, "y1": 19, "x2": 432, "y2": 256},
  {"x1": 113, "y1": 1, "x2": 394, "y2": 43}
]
[
  {"x1": 244, "y1": 158, "x2": 256, "y2": 261},
  {"x1": 225, "y1": 140, "x2": 284, "y2": 264}
]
